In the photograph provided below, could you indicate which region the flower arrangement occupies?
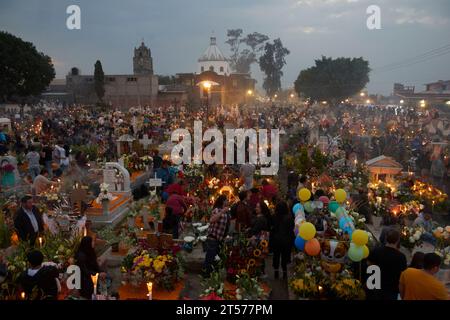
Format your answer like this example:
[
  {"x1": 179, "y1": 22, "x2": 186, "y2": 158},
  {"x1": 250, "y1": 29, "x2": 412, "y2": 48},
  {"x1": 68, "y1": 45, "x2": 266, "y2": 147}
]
[
  {"x1": 235, "y1": 273, "x2": 268, "y2": 300},
  {"x1": 330, "y1": 276, "x2": 365, "y2": 300},
  {"x1": 433, "y1": 226, "x2": 450, "y2": 249},
  {"x1": 289, "y1": 276, "x2": 318, "y2": 300},
  {"x1": 121, "y1": 248, "x2": 183, "y2": 291},
  {"x1": 222, "y1": 235, "x2": 269, "y2": 282},
  {"x1": 400, "y1": 225, "x2": 424, "y2": 249},
  {"x1": 411, "y1": 180, "x2": 447, "y2": 206},
  {"x1": 434, "y1": 246, "x2": 450, "y2": 267},
  {"x1": 200, "y1": 271, "x2": 226, "y2": 300},
  {"x1": 349, "y1": 211, "x2": 366, "y2": 229},
  {"x1": 0, "y1": 163, "x2": 15, "y2": 172},
  {"x1": 96, "y1": 183, "x2": 114, "y2": 203}
]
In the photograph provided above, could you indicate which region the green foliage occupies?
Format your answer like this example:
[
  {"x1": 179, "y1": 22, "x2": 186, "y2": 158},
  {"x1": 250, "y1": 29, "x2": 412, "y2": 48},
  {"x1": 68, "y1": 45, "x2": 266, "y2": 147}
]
[
  {"x1": 97, "y1": 226, "x2": 120, "y2": 245},
  {"x1": 70, "y1": 144, "x2": 99, "y2": 161},
  {"x1": 94, "y1": 60, "x2": 105, "y2": 102},
  {"x1": 0, "y1": 211, "x2": 11, "y2": 249},
  {"x1": 0, "y1": 31, "x2": 55, "y2": 100},
  {"x1": 295, "y1": 56, "x2": 370, "y2": 103},
  {"x1": 226, "y1": 29, "x2": 269, "y2": 73},
  {"x1": 259, "y1": 38, "x2": 290, "y2": 96}
]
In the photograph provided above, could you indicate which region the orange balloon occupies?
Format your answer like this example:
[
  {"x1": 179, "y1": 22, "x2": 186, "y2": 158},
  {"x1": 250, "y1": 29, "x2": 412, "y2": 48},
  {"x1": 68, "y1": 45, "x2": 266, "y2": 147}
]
[{"x1": 305, "y1": 238, "x2": 321, "y2": 256}]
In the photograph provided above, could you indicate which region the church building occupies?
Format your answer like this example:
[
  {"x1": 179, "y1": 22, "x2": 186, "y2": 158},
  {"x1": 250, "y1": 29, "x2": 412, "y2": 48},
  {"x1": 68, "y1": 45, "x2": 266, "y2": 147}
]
[{"x1": 64, "y1": 42, "x2": 159, "y2": 108}]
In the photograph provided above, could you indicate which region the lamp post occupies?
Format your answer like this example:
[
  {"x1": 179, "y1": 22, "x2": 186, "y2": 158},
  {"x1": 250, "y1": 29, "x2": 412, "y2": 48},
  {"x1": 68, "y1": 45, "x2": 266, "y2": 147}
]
[{"x1": 202, "y1": 81, "x2": 211, "y2": 119}]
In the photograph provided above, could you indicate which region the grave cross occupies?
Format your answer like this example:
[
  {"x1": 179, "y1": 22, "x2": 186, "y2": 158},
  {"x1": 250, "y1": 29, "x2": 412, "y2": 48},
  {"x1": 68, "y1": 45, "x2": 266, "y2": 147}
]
[{"x1": 139, "y1": 134, "x2": 153, "y2": 150}]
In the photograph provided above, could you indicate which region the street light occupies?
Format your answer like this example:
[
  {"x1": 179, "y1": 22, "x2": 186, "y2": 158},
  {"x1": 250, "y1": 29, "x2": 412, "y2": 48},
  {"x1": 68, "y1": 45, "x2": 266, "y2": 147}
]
[
  {"x1": 400, "y1": 100, "x2": 404, "y2": 104},
  {"x1": 446, "y1": 101, "x2": 450, "y2": 105},
  {"x1": 202, "y1": 81, "x2": 212, "y2": 118},
  {"x1": 290, "y1": 93, "x2": 295, "y2": 98},
  {"x1": 274, "y1": 94, "x2": 278, "y2": 98},
  {"x1": 360, "y1": 92, "x2": 365, "y2": 97},
  {"x1": 420, "y1": 99, "x2": 426, "y2": 108},
  {"x1": 366, "y1": 99, "x2": 371, "y2": 104}
]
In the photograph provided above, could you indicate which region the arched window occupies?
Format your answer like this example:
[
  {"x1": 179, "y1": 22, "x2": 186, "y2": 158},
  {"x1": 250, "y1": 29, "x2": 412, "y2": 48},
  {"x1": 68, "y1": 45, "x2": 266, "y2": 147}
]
[
  {"x1": 209, "y1": 66, "x2": 214, "y2": 72},
  {"x1": 201, "y1": 66, "x2": 204, "y2": 72},
  {"x1": 220, "y1": 66, "x2": 224, "y2": 72}
]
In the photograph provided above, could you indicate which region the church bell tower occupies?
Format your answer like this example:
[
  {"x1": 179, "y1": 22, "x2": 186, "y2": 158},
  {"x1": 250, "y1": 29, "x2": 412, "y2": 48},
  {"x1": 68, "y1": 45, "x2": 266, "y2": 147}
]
[{"x1": 133, "y1": 41, "x2": 153, "y2": 75}]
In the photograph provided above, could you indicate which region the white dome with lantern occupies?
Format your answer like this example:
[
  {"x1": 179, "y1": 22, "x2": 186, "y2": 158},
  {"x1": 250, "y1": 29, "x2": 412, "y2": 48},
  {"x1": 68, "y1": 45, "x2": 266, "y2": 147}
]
[{"x1": 198, "y1": 36, "x2": 230, "y2": 76}]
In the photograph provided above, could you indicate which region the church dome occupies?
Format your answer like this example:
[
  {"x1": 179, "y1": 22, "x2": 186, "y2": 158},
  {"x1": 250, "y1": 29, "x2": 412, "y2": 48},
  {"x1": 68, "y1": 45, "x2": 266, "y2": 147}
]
[{"x1": 198, "y1": 37, "x2": 227, "y2": 62}]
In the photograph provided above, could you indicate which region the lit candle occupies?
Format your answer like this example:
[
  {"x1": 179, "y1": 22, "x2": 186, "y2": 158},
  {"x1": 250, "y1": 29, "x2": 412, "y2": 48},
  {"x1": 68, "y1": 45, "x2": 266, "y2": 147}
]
[
  {"x1": 91, "y1": 273, "x2": 99, "y2": 295},
  {"x1": 20, "y1": 292, "x2": 26, "y2": 300},
  {"x1": 83, "y1": 227, "x2": 87, "y2": 237},
  {"x1": 147, "y1": 281, "x2": 153, "y2": 300},
  {"x1": 38, "y1": 237, "x2": 43, "y2": 248}
]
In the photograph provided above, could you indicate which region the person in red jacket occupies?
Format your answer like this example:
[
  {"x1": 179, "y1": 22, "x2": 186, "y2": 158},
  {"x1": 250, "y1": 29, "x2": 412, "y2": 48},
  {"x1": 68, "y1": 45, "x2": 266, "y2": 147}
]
[
  {"x1": 261, "y1": 179, "x2": 278, "y2": 202},
  {"x1": 165, "y1": 191, "x2": 187, "y2": 239}
]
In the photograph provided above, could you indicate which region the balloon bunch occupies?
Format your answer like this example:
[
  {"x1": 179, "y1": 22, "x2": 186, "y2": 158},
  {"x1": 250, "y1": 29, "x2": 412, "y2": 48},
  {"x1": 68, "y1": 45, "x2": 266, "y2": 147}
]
[
  {"x1": 347, "y1": 230, "x2": 370, "y2": 262},
  {"x1": 329, "y1": 189, "x2": 355, "y2": 236},
  {"x1": 294, "y1": 222, "x2": 321, "y2": 256}
]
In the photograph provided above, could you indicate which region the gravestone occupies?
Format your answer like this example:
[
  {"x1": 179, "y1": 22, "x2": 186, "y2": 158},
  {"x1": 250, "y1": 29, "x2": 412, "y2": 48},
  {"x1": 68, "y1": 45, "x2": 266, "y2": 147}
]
[
  {"x1": 103, "y1": 162, "x2": 131, "y2": 195},
  {"x1": 139, "y1": 134, "x2": 153, "y2": 151},
  {"x1": 0, "y1": 155, "x2": 20, "y2": 186}
]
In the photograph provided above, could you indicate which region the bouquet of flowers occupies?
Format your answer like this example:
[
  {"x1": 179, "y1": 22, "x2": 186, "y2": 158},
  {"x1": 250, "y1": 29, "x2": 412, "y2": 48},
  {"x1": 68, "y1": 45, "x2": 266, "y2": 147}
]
[
  {"x1": 121, "y1": 248, "x2": 183, "y2": 291},
  {"x1": 433, "y1": 226, "x2": 450, "y2": 249},
  {"x1": 400, "y1": 225, "x2": 424, "y2": 249},
  {"x1": 235, "y1": 273, "x2": 268, "y2": 300},
  {"x1": 330, "y1": 276, "x2": 365, "y2": 300},
  {"x1": 140, "y1": 155, "x2": 153, "y2": 166},
  {"x1": 289, "y1": 275, "x2": 318, "y2": 300},
  {"x1": 349, "y1": 211, "x2": 367, "y2": 229},
  {"x1": 96, "y1": 183, "x2": 114, "y2": 203},
  {"x1": 434, "y1": 246, "x2": 450, "y2": 267},
  {"x1": 0, "y1": 163, "x2": 15, "y2": 172},
  {"x1": 222, "y1": 235, "x2": 269, "y2": 282},
  {"x1": 200, "y1": 271, "x2": 226, "y2": 300}
]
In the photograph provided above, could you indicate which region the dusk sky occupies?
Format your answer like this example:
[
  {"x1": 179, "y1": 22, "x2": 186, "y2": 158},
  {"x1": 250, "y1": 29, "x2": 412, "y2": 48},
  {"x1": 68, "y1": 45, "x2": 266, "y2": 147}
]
[{"x1": 1, "y1": 0, "x2": 449, "y2": 95}]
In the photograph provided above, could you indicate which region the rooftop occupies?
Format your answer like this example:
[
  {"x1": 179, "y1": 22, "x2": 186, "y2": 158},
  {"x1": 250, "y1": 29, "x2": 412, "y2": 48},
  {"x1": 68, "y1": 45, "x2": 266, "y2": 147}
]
[{"x1": 198, "y1": 37, "x2": 228, "y2": 62}]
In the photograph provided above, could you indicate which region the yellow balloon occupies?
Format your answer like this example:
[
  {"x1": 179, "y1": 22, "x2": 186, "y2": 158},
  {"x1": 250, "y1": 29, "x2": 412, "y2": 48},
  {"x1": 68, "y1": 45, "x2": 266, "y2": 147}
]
[
  {"x1": 362, "y1": 245, "x2": 369, "y2": 259},
  {"x1": 352, "y1": 229, "x2": 369, "y2": 246},
  {"x1": 298, "y1": 188, "x2": 312, "y2": 202},
  {"x1": 299, "y1": 222, "x2": 316, "y2": 241},
  {"x1": 335, "y1": 189, "x2": 347, "y2": 203}
]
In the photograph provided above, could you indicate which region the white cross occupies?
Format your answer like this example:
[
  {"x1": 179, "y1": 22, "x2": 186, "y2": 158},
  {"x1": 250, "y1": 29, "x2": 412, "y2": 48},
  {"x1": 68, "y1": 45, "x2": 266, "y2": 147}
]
[{"x1": 139, "y1": 134, "x2": 153, "y2": 150}]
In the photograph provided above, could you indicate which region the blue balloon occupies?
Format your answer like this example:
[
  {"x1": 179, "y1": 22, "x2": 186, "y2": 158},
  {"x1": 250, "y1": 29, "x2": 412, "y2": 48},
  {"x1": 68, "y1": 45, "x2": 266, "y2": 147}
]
[
  {"x1": 292, "y1": 203, "x2": 303, "y2": 215},
  {"x1": 294, "y1": 236, "x2": 306, "y2": 251},
  {"x1": 339, "y1": 216, "x2": 348, "y2": 229}
]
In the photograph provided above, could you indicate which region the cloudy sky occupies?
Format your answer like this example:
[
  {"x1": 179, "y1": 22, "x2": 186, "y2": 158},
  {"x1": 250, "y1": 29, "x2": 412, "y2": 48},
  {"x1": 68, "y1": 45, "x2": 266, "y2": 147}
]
[{"x1": 1, "y1": 0, "x2": 449, "y2": 95}]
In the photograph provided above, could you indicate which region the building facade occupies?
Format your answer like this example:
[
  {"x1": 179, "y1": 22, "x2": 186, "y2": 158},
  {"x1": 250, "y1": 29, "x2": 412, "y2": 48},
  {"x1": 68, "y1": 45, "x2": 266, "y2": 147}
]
[
  {"x1": 393, "y1": 80, "x2": 450, "y2": 106},
  {"x1": 64, "y1": 42, "x2": 158, "y2": 108}
]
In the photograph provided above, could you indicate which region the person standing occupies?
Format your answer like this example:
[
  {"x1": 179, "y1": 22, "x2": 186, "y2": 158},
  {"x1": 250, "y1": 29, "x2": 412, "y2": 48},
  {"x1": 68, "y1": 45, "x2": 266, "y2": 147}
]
[
  {"x1": 367, "y1": 229, "x2": 407, "y2": 300},
  {"x1": 400, "y1": 253, "x2": 448, "y2": 300},
  {"x1": 165, "y1": 191, "x2": 187, "y2": 239},
  {"x1": 271, "y1": 201, "x2": 294, "y2": 279},
  {"x1": 203, "y1": 195, "x2": 230, "y2": 276},
  {"x1": 26, "y1": 147, "x2": 41, "y2": 180},
  {"x1": 41, "y1": 142, "x2": 54, "y2": 178},
  {"x1": 75, "y1": 236, "x2": 106, "y2": 300},
  {"x1": 14, "y1": 196, "x2": 44, "y2": 245}
]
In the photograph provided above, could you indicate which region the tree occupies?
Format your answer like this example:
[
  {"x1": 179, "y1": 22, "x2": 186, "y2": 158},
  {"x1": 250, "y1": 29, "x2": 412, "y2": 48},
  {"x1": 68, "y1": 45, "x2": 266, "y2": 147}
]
[
  {"x1": 294, "y1": 56, "x2": 370, "y2": 104},
  {"x1": 94, "y1": 60, "x2": 105, "y2": 102},
  {"x1": 225, "y1": 29, "x2": 269, "y2": 73},
  {"x1": 157, "y1": 75, "x2": 177, "y2": 85},
  {"x1": 259, "y1": 38, "x2": 290, "y2": 97},
  {"x1": 0, "y1": 31, "x2": 55, "y2": 101}
]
